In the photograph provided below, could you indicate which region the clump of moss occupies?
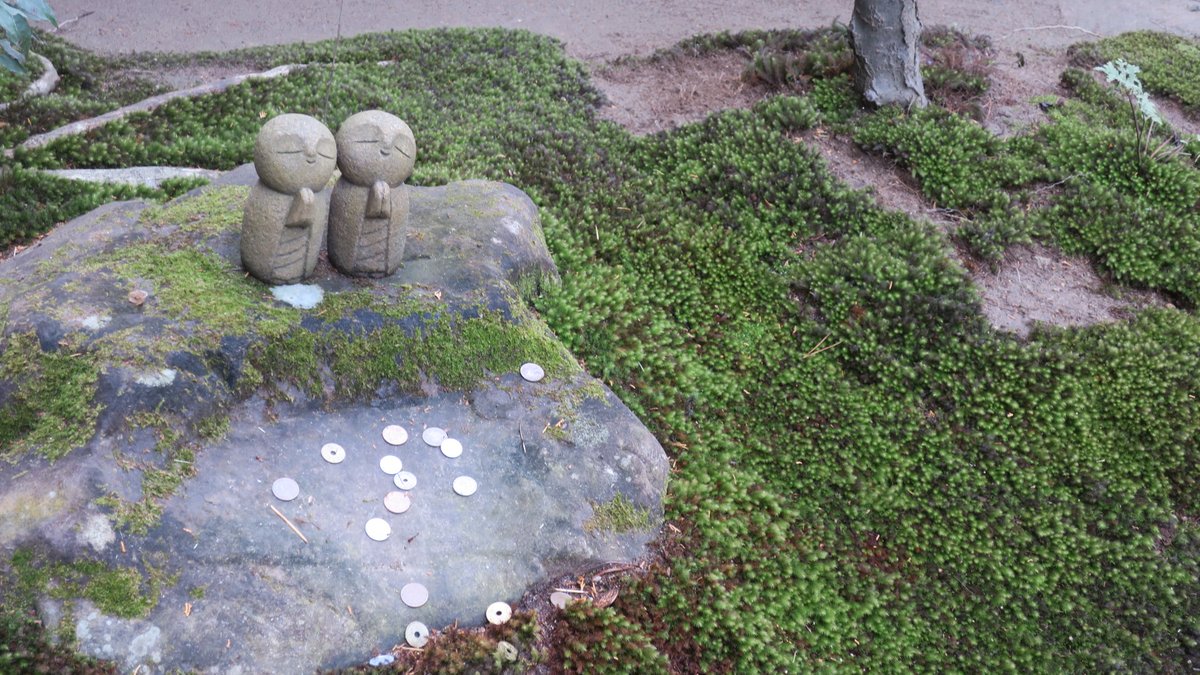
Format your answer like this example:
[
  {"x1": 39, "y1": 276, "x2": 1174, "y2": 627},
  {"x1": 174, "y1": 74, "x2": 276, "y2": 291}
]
[
  {"x1": 0, "y1": 607, "x2": 117, "y2": 674},
  {"x1": 554, "y1": 601, "x2": 668, "y2": 674},
  {"x1": 584, "y1": 493, "x2": 653, "y2": 534},
  {"x1": 1069, "y1": 31, "x2": 1200, "y2": 112},
  {"x1": 10, "y1": 548, "x2": 172, "y2": 620},
  {"x1": 0, "y1": 332, "x2": 101, "y2": 462}
]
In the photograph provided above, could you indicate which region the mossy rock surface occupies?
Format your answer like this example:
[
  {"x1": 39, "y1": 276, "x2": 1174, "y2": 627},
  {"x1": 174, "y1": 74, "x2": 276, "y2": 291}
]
[{"x1": 0, "y1": 172, "x2": 667, "y2": 672}]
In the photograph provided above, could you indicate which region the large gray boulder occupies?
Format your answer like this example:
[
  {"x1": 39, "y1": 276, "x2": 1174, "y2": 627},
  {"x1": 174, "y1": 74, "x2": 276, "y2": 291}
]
[{"x1": 0, "y1": 169, "x2": 668, "y2": 673}]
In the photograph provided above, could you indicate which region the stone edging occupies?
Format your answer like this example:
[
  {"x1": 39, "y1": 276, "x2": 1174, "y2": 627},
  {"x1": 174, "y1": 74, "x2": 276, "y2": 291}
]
[{"x1": 0, "y1": 52, "x2": 59, "y2": 113}]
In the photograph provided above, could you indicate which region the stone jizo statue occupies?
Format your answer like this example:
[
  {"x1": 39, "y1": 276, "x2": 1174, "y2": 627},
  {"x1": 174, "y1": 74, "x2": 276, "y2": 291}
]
[
  {"x1": 328, "y1": 110, "x2": 416, "y2": 278},
  {"x1": 241, "y1": 113, "x2": 337, "y2": 285}
]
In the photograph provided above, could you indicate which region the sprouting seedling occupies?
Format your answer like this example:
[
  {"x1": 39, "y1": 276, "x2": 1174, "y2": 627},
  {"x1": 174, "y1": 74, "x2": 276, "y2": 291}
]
[{"x1": 1094, "y1": 59, "x2": 1178, "y2": 162}]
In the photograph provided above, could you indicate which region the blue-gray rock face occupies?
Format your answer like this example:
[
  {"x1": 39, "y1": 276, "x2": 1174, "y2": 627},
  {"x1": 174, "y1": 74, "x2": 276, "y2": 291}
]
[{"x1": 0, "y1": 169, "x2": 668, "y2": 673}]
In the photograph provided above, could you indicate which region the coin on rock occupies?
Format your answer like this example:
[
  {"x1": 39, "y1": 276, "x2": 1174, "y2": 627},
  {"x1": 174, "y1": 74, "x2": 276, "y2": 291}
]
[
  {"x1": 382, "y1": 424, "x2": 408, "y2": 446},
  {"x1": 365, "y1": 518, "x2": 391, "y2": 541},
  {"x1": 379, "y1": 455, "x2": 403, "y2": 475},
  {"x1": 422, "y1": 426, "x2": 446, "y2": 447},
  {"x1": 272, "y1": 477, "x2": 300, "y2": 501},
  {"x1": 452, "y1": 476, "x2": 478, "y2": 497},
  {"x1": 440, "y1": 438, "x2": 463, "y2": 459},
  {"x1": 393, "y1": 471, "x2": 417, "y2": 491},
  {"x1": 486, "y1": 601, "x2": 512, "y2": 625},
  {"x1": 405, "y1": 621, "x2": 430, "y2": 648},
  {"x1": 519, "y1": 362, "x2": 545, "y2": 382},
  {"x1": 320, "y1": 442, "x2": 346, "y2": 464},
  {"x1": 384, "y1": 491, "x2": 411, "y2": 514},
  {"x1": 496, "y1": 641, "x2": 518, "y2": 662},
  {"x1": 400, "y1": 582, "x2": 429, "y2": 608}
]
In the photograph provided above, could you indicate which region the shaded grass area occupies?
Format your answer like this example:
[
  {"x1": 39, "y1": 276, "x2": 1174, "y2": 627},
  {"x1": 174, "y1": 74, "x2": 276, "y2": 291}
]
[{"x1": 1, "y1": 26, "x2": 1199, "y2": 672}]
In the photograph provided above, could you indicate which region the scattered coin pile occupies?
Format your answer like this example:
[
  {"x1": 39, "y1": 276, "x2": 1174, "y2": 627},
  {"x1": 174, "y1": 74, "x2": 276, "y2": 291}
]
[{"x1": 268, "y1": 363, "x2": 547, "y2": 649}]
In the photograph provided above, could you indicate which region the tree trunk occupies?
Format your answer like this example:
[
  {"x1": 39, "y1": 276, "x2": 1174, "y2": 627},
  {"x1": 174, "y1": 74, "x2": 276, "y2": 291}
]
[{"x1": 849, "y1": 0, "x2": 928, "y2": 108}]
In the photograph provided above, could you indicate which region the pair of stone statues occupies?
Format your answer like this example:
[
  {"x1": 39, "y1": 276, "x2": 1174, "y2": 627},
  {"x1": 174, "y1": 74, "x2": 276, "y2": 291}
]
[{"x1": 241, "y1": 111, "x2": 416, "y2": 284}]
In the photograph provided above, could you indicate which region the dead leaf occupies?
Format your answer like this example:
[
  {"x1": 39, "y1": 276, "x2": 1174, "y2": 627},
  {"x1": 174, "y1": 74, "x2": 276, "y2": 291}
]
[{"x1": 595, "y1": 588, "x2": 619, "y2": 608}]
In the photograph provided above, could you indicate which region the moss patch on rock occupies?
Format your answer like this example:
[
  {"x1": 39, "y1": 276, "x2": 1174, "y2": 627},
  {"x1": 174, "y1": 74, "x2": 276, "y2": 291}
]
[{"x1": 0, "y1": 332, "x2": 101, "y2": 462}]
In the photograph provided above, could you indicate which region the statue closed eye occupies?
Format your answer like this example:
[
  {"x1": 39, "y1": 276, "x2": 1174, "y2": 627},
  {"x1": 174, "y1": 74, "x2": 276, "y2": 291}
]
[
  {"x1": 328, "y1": 110, "x2": 417, "y2": 278},
  {"x1": 241, "y1": 114, "x2": 337, "y2": 285}
]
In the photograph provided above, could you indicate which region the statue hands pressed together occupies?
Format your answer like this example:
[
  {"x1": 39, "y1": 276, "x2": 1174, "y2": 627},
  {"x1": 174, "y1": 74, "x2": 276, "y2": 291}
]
[
  {"x1": 241, "y1": 113, "x2": 337, "y2": 285},
  {"x1": 328, "y1": 110, "x2": 416, "y2": 278},
  {"x1": 285, "y1": 187, "x2": 317, "y2": 228}
]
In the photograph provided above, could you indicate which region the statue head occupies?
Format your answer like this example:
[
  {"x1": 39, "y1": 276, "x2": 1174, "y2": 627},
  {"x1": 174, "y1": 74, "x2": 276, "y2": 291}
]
[
  {"x1": 335, "y1": 110, "x2": 417, "y2": 187},
  {"x1": 253, "y1": 113, "x2": 337, "y2": 194}
]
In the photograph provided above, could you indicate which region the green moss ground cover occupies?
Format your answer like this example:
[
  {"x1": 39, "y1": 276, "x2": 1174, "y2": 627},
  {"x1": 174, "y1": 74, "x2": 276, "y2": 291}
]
[{"x1": 2, "y1": 27, "x2": 1199, "y2": 671}]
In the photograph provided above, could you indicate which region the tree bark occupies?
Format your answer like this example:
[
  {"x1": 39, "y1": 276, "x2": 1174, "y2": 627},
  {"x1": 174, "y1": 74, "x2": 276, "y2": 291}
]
[{"x1": 849, "y1": 0, "x2": 928, "y2": 108}]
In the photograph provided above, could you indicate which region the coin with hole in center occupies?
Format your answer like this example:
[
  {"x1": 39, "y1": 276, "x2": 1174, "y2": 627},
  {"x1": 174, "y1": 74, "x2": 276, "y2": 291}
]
[
  {"x1": 440, "y1": 438, "x2": 463, "y2": 458},
  {"x1": 393, "y1": 471, "x2": 417, "y2": 491},
  {"x1": 405, "y1": 621, "x2": 430, "y2": 648},
  {"x1": 519, "y1": 362, "x2": 545, "y2": 382},
  {"x1": 379, "y1": 455, "x2": 403, "y2": 475},
  {"x1": 272, "y1": 477, "x2": 300, "y2": 501},
  {"x1": 452, "y1": 476, "x2": 478, "y2": 497},
  {"x1": 365, "y1": 518, "x2": 391, "y2": 542},
  {"x1": 382, "y1": 425, "x2": 408, "y2": 446},
  {"x1": 422, "y1": 426, "x2": 446, "y2": 447},
  {"x1": 486, "y1": 601, "x2": 512, "y2": 625},
  {"x1": 400, "y1": 582, "x2": 429, "y2": 608},
  {"x1": 384, "y1": 491, "x2": 411, "y2": 514},
  {"x1": 320, "y1": 442, "x2": 346, "y2": 464}
]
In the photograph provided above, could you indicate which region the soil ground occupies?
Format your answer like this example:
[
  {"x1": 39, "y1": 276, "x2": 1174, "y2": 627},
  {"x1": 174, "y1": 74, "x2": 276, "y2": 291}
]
[{"x1": 35, "y1": 3, "x2": 1200, "y2": 333}]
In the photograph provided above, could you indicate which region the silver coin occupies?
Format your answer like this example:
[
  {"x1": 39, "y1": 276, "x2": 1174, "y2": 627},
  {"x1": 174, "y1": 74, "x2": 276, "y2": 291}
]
[
  {"x1": 440, "y1": 437, "x2": 463, "y2": 459},
  {"x1": 422, "y1": 427, "x2": 446, "y2": 447},
  {"x1": 519, "y1": 362, "x2": 545, "y2": 382},
  {"x1": 384, "y1": 491, "x2": 411, "y2": 514},
  {"x1": 379, "y1": 455, "x2": 403, "y2": 475},
  {"x1": 272, "y1": 477, "x2": 300, "y2": 501},
  {"x1": 496, "y1": 641, "x2": 518, "y2": 662},
  {"x1": 320, "y1": 442, "x2": 346, "y2": 464},
  {"x1": 486, "y1": 601, "x2": 512, "y2": 625},
  {"x1": 393, "y1": 471, "x2": 417, "y2": 490},
  {"x1": 365, "y1": 518, "x2": 391, "y2": 541},
  {"x1": 549, "y1": 591, "x2": 572, "y2": 609},
  {"x1": 400, "y1": 582, "x2": 429, "y2": 608},
  {"x1": 452, "y1": 476, "x2": 478, "y2": 497},
  {"x1": 382, "y1": 425, "x2": 408, "y2": 446},
  {"x1": 405, "y1": 621, "x2": 430, "y2": 648}
]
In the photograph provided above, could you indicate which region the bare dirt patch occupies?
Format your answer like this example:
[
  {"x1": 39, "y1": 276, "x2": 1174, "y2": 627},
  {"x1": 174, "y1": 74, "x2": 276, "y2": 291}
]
[
  {"x1": 972, "y1": 243, "x2": 1174, "y2": 338},
  {"x1": 592, "y1": 51, "x2": 769, "y2": 135},
  {"x1": 799, "y1": 128, "x2": 960, "y2": 230}
]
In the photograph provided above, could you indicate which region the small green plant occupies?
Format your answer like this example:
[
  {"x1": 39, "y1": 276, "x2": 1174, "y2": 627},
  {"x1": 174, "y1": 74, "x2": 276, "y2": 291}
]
[
  {"x1": 0, "y1": 0, "x2": 56, "y2": 74},
  {"x1": 1094, "y1": 59, "x2": 1178, "y2": 161},
  {"x1": 584, "y1": 493, "x2": 653, "y2": 534}
]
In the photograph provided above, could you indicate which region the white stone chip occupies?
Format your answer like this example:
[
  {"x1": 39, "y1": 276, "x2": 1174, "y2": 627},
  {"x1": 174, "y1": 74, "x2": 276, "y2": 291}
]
[
  {"x1": 405, "y1": 621, "x2": 430, "y2": 648},
  {"x1": 384, "y1": 491, "x2": 411, "y2": 514},
  {"x1": 272, "y1": 477, "x2": 300, "y2": 501},
  {"x1": 400, "y1": 582, "x2": 429, "y2": 608},
  {"x1": 486, "y1": 601, "x2": 512, "y2": 625},
  {"x1": 321, "y1": 442, "x2": 346, "y2": 464},
  {"x1": 365, "y1": 518, "x2": 391, "y2": 541},
  {"x1": 393, "y1": 471, "x2": 417, "y2": 491},
  {"x1": 519, "y1": 362, "x2": 545, "y2": 382},
  {"x1": 382, "y1": 425, "x2": 408, "y2": 446},
  {"x1": 422, "y1": 427, "x2": 447, "y2": 447},
  {"x1": 440, "y1": 438, "x2": 463, "y2": 458},
  {"x1": 452, "y1": 476, "x2": 478, "y2": 497},
  {"x1": 379, "y1": 455, "x2": 403, "y2": 475},
  {"x1": 270, "y1": 283, "x2": 324, "y2": 309}
]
